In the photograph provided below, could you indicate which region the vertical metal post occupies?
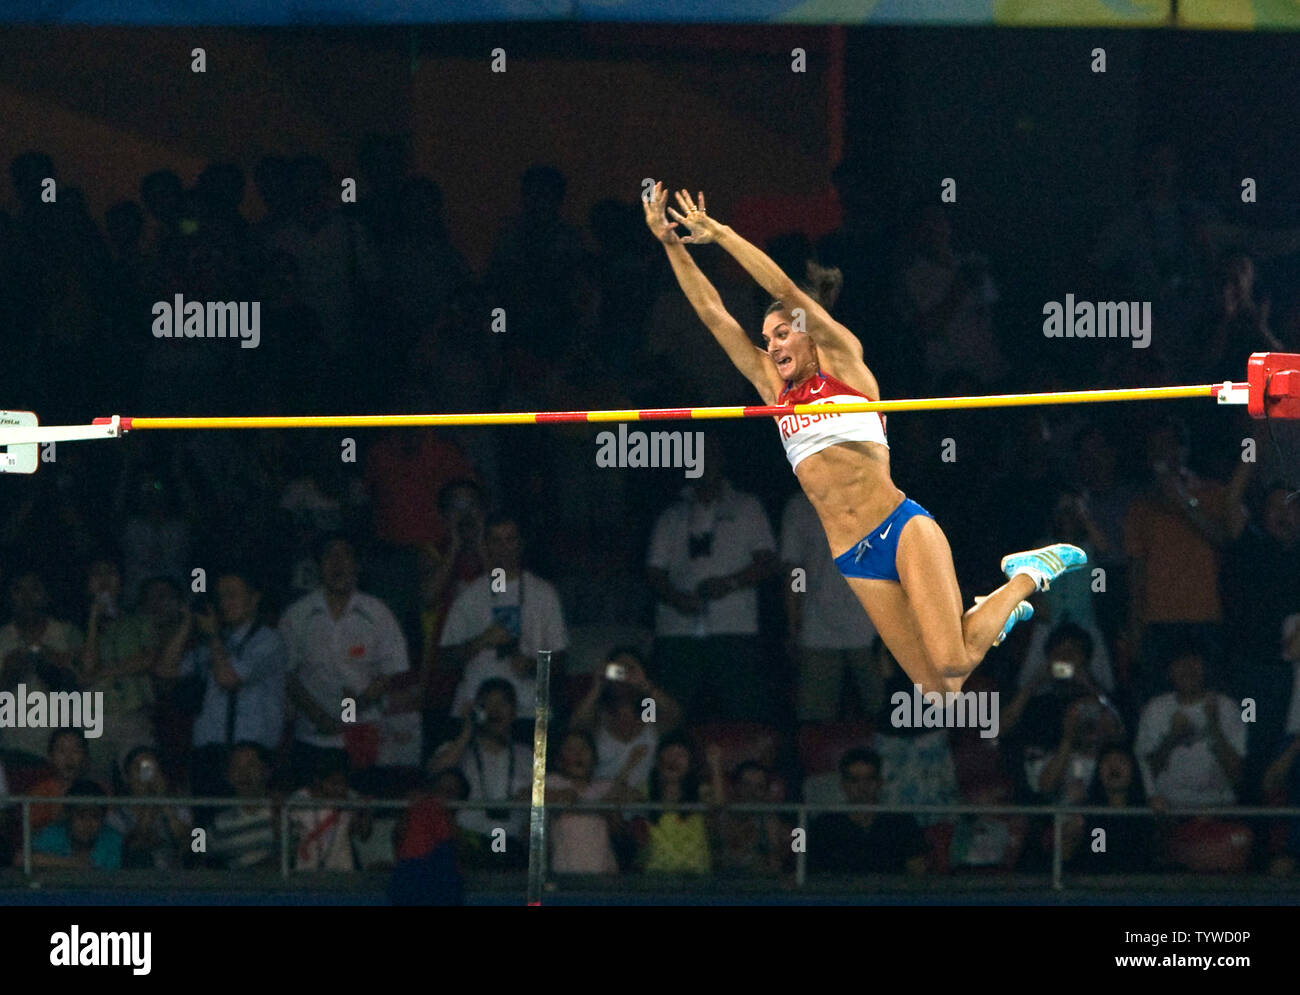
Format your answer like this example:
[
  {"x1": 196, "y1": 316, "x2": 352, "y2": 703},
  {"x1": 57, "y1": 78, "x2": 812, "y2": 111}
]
[
  {"x1": 1051, "y1": 811, "x2": 1063, "y2": 891},
  {"x1": 21, "y1": 801, "x2": 32, "y2": 878},
  {"x1": 281, "y1": 803, "x2": 291, "y2": 879},
  {"x1": 526, "y1": 649, "x2": 552, "y2": 906}
]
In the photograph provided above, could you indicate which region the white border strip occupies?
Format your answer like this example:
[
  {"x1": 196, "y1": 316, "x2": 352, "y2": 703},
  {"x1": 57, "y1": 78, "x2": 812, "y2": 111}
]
[{"x1": 0, "y1": 416, "x2": 122, "y2": 446}]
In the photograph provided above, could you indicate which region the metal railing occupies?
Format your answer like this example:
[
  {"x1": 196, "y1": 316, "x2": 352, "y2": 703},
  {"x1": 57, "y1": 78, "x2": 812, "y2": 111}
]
[{"x1": 6, "y1": 795, "x2": 1297, "y2": 888}]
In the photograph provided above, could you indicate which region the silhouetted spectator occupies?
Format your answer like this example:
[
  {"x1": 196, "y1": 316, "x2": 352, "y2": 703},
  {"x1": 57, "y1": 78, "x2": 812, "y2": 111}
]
[
  {"x1": 118, "y1": 475, "x2": 192, "y2": 610},
  {"x1": 76, "y1": 556, "x2": 160, "y2": 787},
  {"x1": 713, "y1": 760, "x2": 792, "y2": 876},
  {"x1": 486, "y1": 164, "x2": 592, "y2": 395},
  {"x1": 1062, "y1": 746, "x2": 1158, "y2": 873},
  {"x1": 108, "y1": 746, "x2": 192, "y2": 869},
  {"x1": 29, "y1": 780, "x2": 123, "y2": 871},
  {"x1": 205, "y1": 742, "x2": 278, "y2": 871},
  {"x1": 808, "y1": 748, "x2": 927, "y2": 875},
  {"x1": 895, "y1": 202, "x2": 1006, "y2": 393},
  {"x1": 26, "y1": 730, "x2": 95, "y2": 833},
  {"x1": 0, "y1": 571, "x2": 83, "y2": 766}
]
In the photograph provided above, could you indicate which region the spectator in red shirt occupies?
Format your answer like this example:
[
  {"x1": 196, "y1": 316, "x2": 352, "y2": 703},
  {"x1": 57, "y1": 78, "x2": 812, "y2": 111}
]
[
  {"x1": 363, "y1": 426, "x2": 479, "y2": 666},
  {"x1": 1123, "y1": 417, "x2": 1246, "y2": 706}
]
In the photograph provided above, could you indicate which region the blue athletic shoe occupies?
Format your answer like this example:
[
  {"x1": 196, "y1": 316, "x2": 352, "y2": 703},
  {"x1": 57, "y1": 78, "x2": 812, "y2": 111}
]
[
  {"x1": 975, "y1": 597, "x2": 1034, "y2": 647},
  {"x1": 1000, "y1": 543, "x2": 1088, "y2": 593}
]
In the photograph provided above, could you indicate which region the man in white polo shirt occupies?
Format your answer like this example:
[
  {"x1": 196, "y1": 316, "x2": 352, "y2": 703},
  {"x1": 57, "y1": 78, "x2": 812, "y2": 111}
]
[
  {"x1": 647, "y1": 440, "x2": 777, "y2": 722},
  {"x1": 280, "y1": 535, "x2": 417, "y2": 784},
  {"x1": 444, "y1": 514, "x2": 569, "y2": 719}
]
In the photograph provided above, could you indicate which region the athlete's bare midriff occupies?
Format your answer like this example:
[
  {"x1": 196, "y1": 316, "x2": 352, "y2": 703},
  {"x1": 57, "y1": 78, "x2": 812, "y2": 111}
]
[{"x1": 794, "y1": 439, "x2": 906, "y2": 558}]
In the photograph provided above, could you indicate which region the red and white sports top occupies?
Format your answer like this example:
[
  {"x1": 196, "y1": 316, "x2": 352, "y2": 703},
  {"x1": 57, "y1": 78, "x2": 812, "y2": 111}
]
[{"x1": 775, "y1": 370, "x2": 888, "y2": 471}]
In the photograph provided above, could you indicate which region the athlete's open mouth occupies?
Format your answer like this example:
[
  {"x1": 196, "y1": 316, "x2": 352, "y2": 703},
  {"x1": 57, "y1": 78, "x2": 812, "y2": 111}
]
[{"x1": 776, "y1": 356, "x2": 793, "y2": 371}]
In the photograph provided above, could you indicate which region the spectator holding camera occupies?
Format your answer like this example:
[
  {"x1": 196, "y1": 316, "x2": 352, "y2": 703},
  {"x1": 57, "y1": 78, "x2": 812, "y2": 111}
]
[
  {"x1": 77, "y1": 556, "x2": 161, "y2": 788},
  {"x1": 418, "y1": 479, "x2": 490, "y2": 713},
  {"x1": 444, "y1": 513, "x2": 568, "y2": 717},
  {"x1": 571, "y1": 646, "x2": 680, "y2": 795},
  {"x1": 428, "y1": 678, "x2": 532, "y2": 866},
  {"x1": 108, "y1": 745, "x2": 193, "y2": 869},
  {"x1": 158, "y1": 566, "x2": 287, "y2": 799},
  {"x1": 1004, "y1": 623, "x2": 1116, "y2": 736},
  {"x1": 1004, "y1": 624, "x2": 1125, "y2": 806}
]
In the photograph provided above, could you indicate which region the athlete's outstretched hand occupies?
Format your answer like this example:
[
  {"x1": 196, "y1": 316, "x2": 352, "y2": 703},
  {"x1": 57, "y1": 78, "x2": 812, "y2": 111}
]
[
  {"x1": 669, "y1": 189, "x2": 725, "y2": 244},
  {"x1": 642, "y1": 181, "x2": 682, "y2": 245}
]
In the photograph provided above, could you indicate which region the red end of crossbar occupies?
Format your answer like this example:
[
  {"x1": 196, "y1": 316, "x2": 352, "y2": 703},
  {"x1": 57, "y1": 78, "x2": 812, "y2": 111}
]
[
  {"x1": 92, "y1": 416, "x2": 133, "y2": 430},
  {"x1": 1248, "y1": 353, "x2": 1300, "y2": 419}
]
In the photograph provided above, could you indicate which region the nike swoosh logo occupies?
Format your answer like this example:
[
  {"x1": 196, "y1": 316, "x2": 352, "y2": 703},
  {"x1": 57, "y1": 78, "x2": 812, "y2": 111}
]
[
  {"x1": 810, "y1": 383, "x2": 824, "y2": 394},
  {"x1": 879, "y1": 523, "x2": 892, "y2": 540}
]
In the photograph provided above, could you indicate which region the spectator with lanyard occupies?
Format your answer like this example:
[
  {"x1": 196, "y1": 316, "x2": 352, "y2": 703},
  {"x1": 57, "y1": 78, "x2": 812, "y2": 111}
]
[{"x1": 157, "y1": 565, "x2": 287, "y2": 803}]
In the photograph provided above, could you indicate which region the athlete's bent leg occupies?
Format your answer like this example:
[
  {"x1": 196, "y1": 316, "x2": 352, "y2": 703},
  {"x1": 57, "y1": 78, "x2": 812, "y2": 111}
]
[
  {"x1": 841, "y1": 576, "x2": 950, "y2": 696},
  {"x1": 894, "y1": 516, "x2": 1034, "y2": 691}
]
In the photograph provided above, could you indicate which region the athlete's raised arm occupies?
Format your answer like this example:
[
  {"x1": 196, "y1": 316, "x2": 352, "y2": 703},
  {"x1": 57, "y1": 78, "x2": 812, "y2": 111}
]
[
  {"x1": 642, "y1": 181, "x2": 782, "y2": 402},
  {"x1": 668, "y1": 189, "x2": 866, "y2": 372}
]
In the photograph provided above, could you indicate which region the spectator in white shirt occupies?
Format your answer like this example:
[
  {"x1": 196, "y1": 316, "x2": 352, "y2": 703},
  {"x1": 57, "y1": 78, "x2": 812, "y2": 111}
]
[
  {"x1": 444, "y1": 514, "x2": 569, "y2": 721},
  {"x1": 280, "y1": 536, "x2": 413, "y2": 786},
  {"x1": 646, "y1": 443, "x2": 777, "y2": 723},
  {"x1": 1136, "y1": 642, "x2": 1246, "y2": 808},
  {"x1": 429, "y1": 678, "x2": 532, "y2": 868},
  {"x1": 780, "y1": 492, "x2": 879, "y2": 720},
  {"x1": 571, "y1": 646, "x2": 681, "y2": 795}
]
